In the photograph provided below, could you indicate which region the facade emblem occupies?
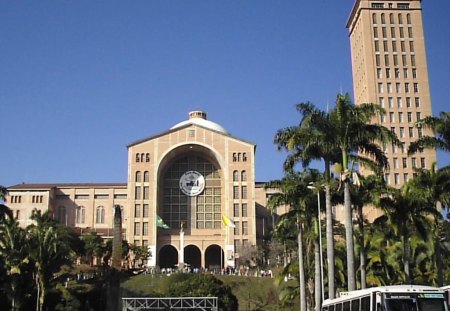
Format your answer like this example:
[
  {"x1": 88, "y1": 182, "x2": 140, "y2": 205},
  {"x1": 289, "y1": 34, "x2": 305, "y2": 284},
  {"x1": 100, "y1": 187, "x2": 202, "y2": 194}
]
[{"x1": 179, "y1": 171, "x2": 205, "y2": 196}]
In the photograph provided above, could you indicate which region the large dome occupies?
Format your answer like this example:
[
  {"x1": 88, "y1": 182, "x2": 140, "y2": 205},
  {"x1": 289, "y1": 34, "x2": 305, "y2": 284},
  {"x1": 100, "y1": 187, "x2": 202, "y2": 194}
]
[{"x1": 170, "y1": 111, "x2": 228, "y2": 134}]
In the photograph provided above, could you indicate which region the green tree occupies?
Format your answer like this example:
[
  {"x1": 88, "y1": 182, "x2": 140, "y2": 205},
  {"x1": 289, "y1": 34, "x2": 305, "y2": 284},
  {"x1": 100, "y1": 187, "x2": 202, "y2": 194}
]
[
  {"x1": 330, "y1": 93, "x2": 399, "y2": 291},
  {"x1": 408, "y1": 111, "x2": 450, "y2": 158},
  {"x1": 376, "y1": 183, "x2": 439, "y2": 284},
  {"x1": 0, "y1": 215, "x2": 32, "y2": 310},
  {"x1": 275, "y1": 102, "x2": 341, "y2": 299},
  {"x1": 27, "y1": 210, "x2": 72, "y2": 311},
  {"x1": 83, "y1": 232, "x2": 104, "y2": 266}
]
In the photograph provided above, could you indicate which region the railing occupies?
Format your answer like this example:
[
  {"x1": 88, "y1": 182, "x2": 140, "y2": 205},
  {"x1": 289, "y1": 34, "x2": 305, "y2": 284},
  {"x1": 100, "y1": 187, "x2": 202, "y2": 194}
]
[{"x1": 122, "y1": 297, "x2": 218, "y2": 311}]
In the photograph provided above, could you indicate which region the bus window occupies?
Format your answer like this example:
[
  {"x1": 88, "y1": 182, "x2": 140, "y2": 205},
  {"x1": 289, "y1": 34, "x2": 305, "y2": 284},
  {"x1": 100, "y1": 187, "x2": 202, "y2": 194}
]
[
  {"x1": 418, "y1": 298, "x2": 447, "y2": 311},
  {"x1": 361, "y1": 296, "x2": 371, "y2": 311},
  {"x1": 385, "y1": 299, "x2": 416, "y2": 311},
  {"x1": 344, "y1": 301, "x2": 351, "y2": 311},
  {"x1": 352, "y1": 299, "x2": 360, "y2": 311}
]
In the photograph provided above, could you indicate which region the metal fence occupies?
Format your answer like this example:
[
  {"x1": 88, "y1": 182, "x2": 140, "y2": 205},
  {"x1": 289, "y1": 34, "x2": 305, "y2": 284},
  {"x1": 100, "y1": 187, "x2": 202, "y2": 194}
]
[{"x1": 122, "y1": 297, "x2": 218, "y2": 311}]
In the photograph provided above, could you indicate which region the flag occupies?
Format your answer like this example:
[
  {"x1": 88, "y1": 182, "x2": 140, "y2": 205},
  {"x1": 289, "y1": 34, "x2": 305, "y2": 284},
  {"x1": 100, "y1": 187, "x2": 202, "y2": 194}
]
[
  {"x1": 156, "y1": 215, "x2": 170, "y2": 229},
  {"x1": 222, "y1": 215, "x2": 236, "y2": 228}
]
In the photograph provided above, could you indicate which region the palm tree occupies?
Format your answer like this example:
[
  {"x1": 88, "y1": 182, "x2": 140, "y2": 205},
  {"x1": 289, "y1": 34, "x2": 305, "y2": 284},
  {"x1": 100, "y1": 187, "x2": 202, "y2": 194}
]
[
  {"x1": 376, "y1": 183, "x2": 440, "y2": 284},
  {"x1": 27, "y1": 210, "x2": 71, "y2": 311},
  {"x1": 330, "y1": 93, "x2": 400, "y2": 291},
  {"x1": 408, "y1": 111, "x2": 450, "y2": 158},
  {"x1": 0, "y1": 215, "x2": 30, "y2": 310},
  {"x1": 407, "y1": 163, "x2": 450, "y2": 286},
  {"x1": 275, "y1": 102, "x2": 340, "y2": 298},
  {"x1": 266, "y1": 170, "x2": 321, "y2": 311}
]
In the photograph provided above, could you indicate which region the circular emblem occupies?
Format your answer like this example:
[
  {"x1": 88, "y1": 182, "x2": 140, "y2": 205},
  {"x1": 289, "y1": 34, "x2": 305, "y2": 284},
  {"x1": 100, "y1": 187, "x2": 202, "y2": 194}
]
[{"x1": 179, "y1": 171, "x2": 205, "y2": 196}]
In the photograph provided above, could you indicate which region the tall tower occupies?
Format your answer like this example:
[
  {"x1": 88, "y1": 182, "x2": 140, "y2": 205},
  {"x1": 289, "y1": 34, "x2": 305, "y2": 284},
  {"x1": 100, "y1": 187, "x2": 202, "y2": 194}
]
[{"x1": 347, "y1": 0, "x2": 436, "y2": 186}]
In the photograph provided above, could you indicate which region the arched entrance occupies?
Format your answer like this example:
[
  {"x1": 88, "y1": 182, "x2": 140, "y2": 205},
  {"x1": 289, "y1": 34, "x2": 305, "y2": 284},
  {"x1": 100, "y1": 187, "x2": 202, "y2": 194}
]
[
  {"x1": 184, "y1": 245, "x2": 201, "y2": 269},
  {"x1": 159, "y1": 245, "x2": 178, "y2": 269},
  {"x1": 205, "y1": 244, "x2": 223, "y2": 272}
]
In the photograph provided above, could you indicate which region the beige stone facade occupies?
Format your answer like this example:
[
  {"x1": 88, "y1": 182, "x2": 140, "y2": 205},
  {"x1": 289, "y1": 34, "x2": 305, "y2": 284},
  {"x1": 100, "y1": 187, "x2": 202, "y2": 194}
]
[
  {"x1": 6, "y1": 111, "x2": 277, "y2": 270},
  {"x1": 347, "y1": 0, "x2": 436, "y2": 187}
]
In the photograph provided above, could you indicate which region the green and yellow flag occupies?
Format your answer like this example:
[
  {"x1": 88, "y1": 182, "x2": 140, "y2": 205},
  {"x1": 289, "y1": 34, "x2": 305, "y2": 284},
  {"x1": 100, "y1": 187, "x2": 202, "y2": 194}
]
[{"x1": 222, "y1": 215, "x2": 236, "y2": 228}]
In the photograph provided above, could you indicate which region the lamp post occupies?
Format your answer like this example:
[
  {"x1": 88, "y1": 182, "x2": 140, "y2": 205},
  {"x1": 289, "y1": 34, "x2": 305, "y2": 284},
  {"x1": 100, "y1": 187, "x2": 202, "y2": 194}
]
[{"x1": 308, "y1": 184, "x2": 324, "y2": 303}]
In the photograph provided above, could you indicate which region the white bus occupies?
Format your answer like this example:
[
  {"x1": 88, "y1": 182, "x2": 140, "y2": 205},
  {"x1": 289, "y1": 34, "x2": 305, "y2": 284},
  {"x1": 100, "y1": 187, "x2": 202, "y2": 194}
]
[
  {"x1": 322, "y1": 285, "x2": 448, "y2": 311},
  {"x1": 442, "y1": 286, "x2": 450, "y2": 307}
]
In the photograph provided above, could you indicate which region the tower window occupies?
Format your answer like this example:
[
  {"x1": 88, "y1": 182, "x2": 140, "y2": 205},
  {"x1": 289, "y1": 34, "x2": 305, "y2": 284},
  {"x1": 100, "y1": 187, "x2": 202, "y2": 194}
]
[{"x1": 372, "y1": 3, "x2": 385, "y2": 9}]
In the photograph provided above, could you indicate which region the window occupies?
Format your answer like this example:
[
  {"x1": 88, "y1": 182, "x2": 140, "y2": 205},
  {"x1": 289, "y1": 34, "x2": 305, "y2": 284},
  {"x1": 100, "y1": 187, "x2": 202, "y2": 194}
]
[
  {"x1": 372, "y1": 13, "x2": 377, "y2": 24},
  {"x1": 402, "y1": 54, "x2": 407, "y2": 66},
  {"x1": 391, "y1": 27, "x2": 395, "y2": 38},
  {"x1": 395, "y1": 68, "x2": 400, "y2": 78},
  {"x1": 242, "y1": 153, "x2": 247, "y2": 162},
  {"x1": 393, "y1": 157, "x2": 398, "y2": 169},
  {"x1": 385, "y1": 173, "x2": 391, "y2": 185},
  {"x1": 389, "y1": 112, "x2": 395, "y2": 123},
  {"x1": 379, "y1": 97, "x2": 385, "y2": 107},
  {"x1": 378, "y1": 83, "x2": 383, "y2": 93},
  {"x1": 232, "y1": 153, "x2": 237, "y2": 162},
  {"x1": 381, "y1": 114, "x2": 386, "y2": 123},
  {"x1": 57, "y1": 206, "x2": 66, "y2": 224},
  {"x1": 143, "y1": 186, "x2": 149, "y2": 200},
  {"x1": 233, "y1": 170, "x2": 239, "y2": 182},
  {"x1": 135, "y1": 186, "x2": 141, "y2": 200},
  {"x1": 135, "y1": 204, "x2": 141, "y2": 217},
  {"x1": 409, "y1": 127, "x2": 414, "y2": 138},
  {"x1": 233, "y1": 186, "x2": 239, "y2": 199},
  {"x1": 392, "y1": 40, "x2": 397, "y2": 51},
  {"x1": 415, "y1": 97, "x2": 420, "y2": 107},
  {"x1": 143, "y1": 204, "x2": 149, "y2": 218},
  {"x1": 413, "y1": 83, "x2": 419, "y2": 93},
  {"x1": 142, "y1": 222, "x2": 148, "y2": 235},
  {"x1": 406, "y1": 97, "x2": 411, "y2": 107},
  {"x1": 409, "y1": 41, "x2": 415, "y2": 52},
  {"x1": 394, "y1": 173, "x2": 400, "y2": 185},
  {"x1": 96, "y1": 206, "x2": 105, "y2": 224},
  {"x1": 388, "y1": 97, "x2": 394, "y2": 108},
  {"x1": 145, "y1": 153, "x2": 150, "y2": 162},
  {"x1": 401, "y1": 41, "x2": 406, "y2": 52},
  {"x1": 401, "y1": 143, "x2": 406, "y2": 154},
  {"x1": 407, "y1": 13, "x2": 411, "y2": 24},
  {"x1": 399, "y1": 112, "x2": 404, "y2": 122},
  {"x1": 134, "y1": 222, "x2": 140, "y2": 235},
  {"x1": 397, "y1": 97, "x2": 402, "y2": 108},
  {"x1": 398, "y1": 3, "x2": 410, "y2": 9},
  {"x1": 393, "y1": 54, "x2": 398, "y2": 66},
  {"x1": 402, "y1": 157, "x2": 408, "y2": 168},
  {"x1": 376, "y1": 54, "x2": 381, "y2": 66},
  {"x1": 404, "y1": 173, "x2": 409, "y2": 183},
  {"x1": 241, "y1": 171, "x2": 247, "y2": 182},
  {"x1": 396, "y1": 83, "x2": 401, "y2": 93},
  {"x1": 398, "y1": 14, "x2": 403, "y2": 25},
  {"x1": 389, "y1": 13, "x2": 394, "y2": 24},
  {"x1": 407, "y1": 112, "x2": 413, "y2": 123},
  {"x1": 242, "y1": 221, "x2": 248, "y2": 235},
  {"x1": 241, "y1": 186, "x2": 247, "y2": 199},
  {"x1": 135, "y1": 171, "x2": 142, "y2": 182},
  {"x1": 412, "y1": 69, "x2": 417, "y2": 79},
  {"x1": 384, "y1": 54, "x2": 390, "y2": 66},
  {"x1": 408, "y1": 27, "x2": 413, "y2": 38},
  {"x1": 387, "y1": 83, "x2": 392, "y2": 93},
  {"x1": 372, "y1": 3, "x2": 384, "y2": 9},
  {"x1": 386, "y1": 68, "x2": 391, "y2": 78},
  {"x1": 382, "y1": 27, "x2": 387, "y2": 38},
  {"x1": 416, "y1": 112, "x2": 421, "y2": 121},
  {"x1": 399, "y1": 127, "x2": 405, "y2": 138},
  {"x1": 412, "y1": 157, "x2": 417, "y2": 168},
  {"x1": 374, "y1": 27, "x2": 378, "y2": 38},
  {"x1": 400, "y1": 27, "x2": 404, "y2": 38},
  {"x1": 383, "y1": 40, "x2": 388, "y2": 52},
  {"x1": 143, "y1": 171, "x2": 149, "y2": 182},
  {"x1": 381, "y1": 13, "x2": 385, "y2": 24},
  {"x1": 377, "y1": 67, "x2": 382, "y2": 78},
  {"x1": 420, "y1": 158, "x2": 426, "y2": 168},
  {"x1": 411, "y1": 55, "x2": 416, "y2": 67},
  {"x1": 374, "y1": 41, "x2": 380, "y2": 52},
  {"x1": 418, "y1": 127, "x2": 423, "y2": 138},
  {"x1": 405, "y1": 83, "x2": 410, "y2": 93},
  {"x1": 76, "y1": 206, "x2": 85, "y2": 224},
  {"x1": 234, "y1": 203, "x2": 239, "y2": 217},
  {"x1": 136, "y1": 154, "x2": 140, "y2": 163},
  {"x1": 242, "y1": 203, "x2": 248, "y2": 217},
  {"x1": 234, "y1": 222, "x2": 240, "y2": 235},
  {"x1": 403, "y1": 68, "x2": 408, "y2": 79}
]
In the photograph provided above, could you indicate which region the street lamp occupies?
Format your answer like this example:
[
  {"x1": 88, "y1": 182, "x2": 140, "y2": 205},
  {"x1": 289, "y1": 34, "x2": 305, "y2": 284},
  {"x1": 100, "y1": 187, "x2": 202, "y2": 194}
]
[{"x1": 307, "y1": 184, "x2": 324, "y2": 303}]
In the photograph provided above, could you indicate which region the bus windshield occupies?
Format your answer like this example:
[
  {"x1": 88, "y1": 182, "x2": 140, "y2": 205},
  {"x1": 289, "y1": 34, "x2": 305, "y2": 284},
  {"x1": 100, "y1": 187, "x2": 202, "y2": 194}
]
[{"x1": 385, "y1": 297, "x2": 447, "y2": 311}]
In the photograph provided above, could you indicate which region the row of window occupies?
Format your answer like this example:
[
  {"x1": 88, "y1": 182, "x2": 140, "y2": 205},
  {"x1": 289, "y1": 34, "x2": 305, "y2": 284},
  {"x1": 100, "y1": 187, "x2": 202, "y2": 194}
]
[
  {"x1": 374, "y1": 39, "x2": 415, "y2": 54},
  {"x1": 381, "y1": 111, "x2": 422, "y2": 124},
  {"x1": 133, "y1": 239, "x2": 149, "y2": 247},
  {"x1": 373, "y1": 25, "x2": 413, "y2": 39},
  {"x1": 232, "y1": 152, "x2": 248, "y2": 162},
  {"x1": 134, "y1": 222, "x2": 149, "y2": 236},
  {"x1": 372, "y1": 12, "x2": 412, "y2": 25},
  {"x1": 134, "y1": 204, "x2": 150, "y2": 218},
  {"x1": 234, "y1": 239, "x2": 250, "y2": 254},
  {"x1": 377, "y1": 82, "x2": 419, "y2": 93},
  {"x1": 135, "y1": 153, "x2": 150, "y2": 163},
  {"x1": 375, "y1": 53, "x2": 417, "y2": 68},
  {"x1": 233, "y1": 186, "x2": 248, "y2": 200},
  {"x1": 392, "y1": 157, "x2": 426, "y2": 170},
  {"x1": 232, "y1": 170, "x2": 247, "y2": 182},
  {"x1": 377, "y1": 67, "x2": 417, "y2": 80},
  {"x1": 387, "y1": 126, "x2": 423, "y2": 139},
  {"x1": 60, "y1": 205, "x2": 126, "y2": 225},
  {"x1": 233, "y1": 203, "x2": 248, "y2": 218},
  {"x1": 135, "y1": 186, "x2": 150, "y2": 200},
  {"x1": 10, "y1": 195, "x2": 22, "y2": 203},
  {"x1": 135, "y1": 171, "x2": 150, "y2": 182},
  {"x1": 233, "y1": 221, "x2": 249, "y2": 235},
  {"x1": 385, "y1": 171, "x2": 421, "y2": 186},
  {"x1": 379, "y1": 96, "x2": 420, "y2": 109},
  {"x1": 32, "y1": 195, "x2": 44, "y2": 203}
]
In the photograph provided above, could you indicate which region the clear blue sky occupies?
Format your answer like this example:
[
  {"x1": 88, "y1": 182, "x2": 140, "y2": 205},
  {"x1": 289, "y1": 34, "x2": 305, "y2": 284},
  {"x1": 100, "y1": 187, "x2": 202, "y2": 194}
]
[{"x1": 1, "y1": 0, "x2": 449, "y2": 187}]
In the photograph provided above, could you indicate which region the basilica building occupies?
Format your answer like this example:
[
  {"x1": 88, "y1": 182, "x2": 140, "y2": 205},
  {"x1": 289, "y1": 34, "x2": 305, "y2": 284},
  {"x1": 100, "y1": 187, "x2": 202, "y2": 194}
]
[{"x1": 6, "y1": 111, "x2": 281, "y2": 270}]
